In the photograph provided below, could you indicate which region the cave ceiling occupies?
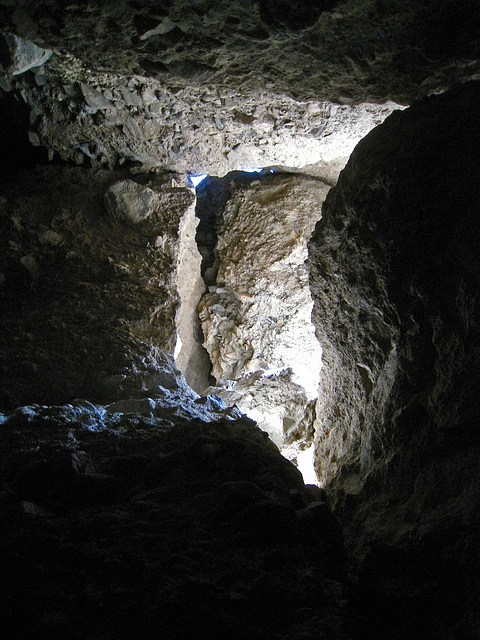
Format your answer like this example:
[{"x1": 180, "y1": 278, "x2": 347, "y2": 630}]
[{"x1": 1, "y1": 0, "x2": 479, "y2": 175}]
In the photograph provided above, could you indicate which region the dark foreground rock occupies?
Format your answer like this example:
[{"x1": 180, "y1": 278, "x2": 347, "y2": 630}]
[
  {"x1": 0, "y1": 402, "x2": 349, "y2": 640},
  {"x1": 309, "y1": 81, "x2": 480, "y2": 638}
]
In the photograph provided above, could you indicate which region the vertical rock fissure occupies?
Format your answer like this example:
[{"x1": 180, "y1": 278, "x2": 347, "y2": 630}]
[
  {"x1": 173, "y1": 183, "x2": 212, "y2": 394},
  {"x1": 194, "y1": 170, "x2": 330, "y2": 484},
  {"x1": 173, "y1": 171, "x2": 268, "y2": 395}
]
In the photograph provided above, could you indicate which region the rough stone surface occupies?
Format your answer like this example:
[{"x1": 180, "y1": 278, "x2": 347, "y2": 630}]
[
  {"x1": 4, "y1": 59, "x2": 401, "y2": 176},
  {"x1": 0, "y1": 401, "x2": 349, "y2": 640},
  {"x1": 0, "y1": 32, "x2": 52, "y2": 75},
  {"x1": 1, "y1": 0, "x2": 479, "y2": 102},
  {"x1": 0, "y1": 1, "x2": 478, "y2": 175},
  {"x1": 0, "y1": 1, "x2": 480, "y2": 637},
  {"x1": 104, "y1": 179, "x2": 159, "y2": 225},
  {"x1": 2, "y1": 0, "x2": 478, "y2": 176},
  {"x1": 0, "y1": 165, "x2": 195, "y2": 408},
  {"x1": 198, "y1": 172, "x2": 328, "y2": 464},
  {"x1": 173, "y1": 188, "x2": 210, "y2": 394},
  {"x1": 309, "y1": 81, "x2": 480, "y2": 638}
]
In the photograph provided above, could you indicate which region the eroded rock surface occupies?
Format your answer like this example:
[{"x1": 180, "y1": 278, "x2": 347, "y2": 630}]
[
  {"x1": 3, "y1": 57, "x2": 400, "y2": 176},
  {"x1": 104, "y1": 179, "x2": 159, "y2": 225},
  {"x1": 0, "y1": 2, "x2": 480, "y2": 637},
  {"x1": 199, "y1": 173, "x2": 328, "y2": 463},
  {"x1": 1, "y1": 0, "x2": 479, "y2": 102},
  {"x1": 0, "y1": 32, "x2": 51, "y2": 76},
  {"x1": 3, "y1": 0, "x2": 478, "y2": 176},
  {"x1": 0, "y1": 165, "x2": 197, "y2": 408},
  {"x1": 309, "y1": 81, "x2": 480, "y2": 637}
]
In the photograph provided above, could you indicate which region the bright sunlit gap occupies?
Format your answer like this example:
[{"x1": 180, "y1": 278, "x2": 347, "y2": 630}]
[
  {"x1": 189, "y1": 168, "x2": 273, "y2": 188},
  {"x1": 190, "y1": 174, "x2": 208, "y2": 187},
  {"x1": 295, "y1": 445, "x2": 318, "y2": 486}
]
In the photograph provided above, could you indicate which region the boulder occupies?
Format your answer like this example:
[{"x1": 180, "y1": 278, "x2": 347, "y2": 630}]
[
  {"x1": 0, "y1": 33, "x2": 52, "y2": 76},
  {"x1": 104, "y1": 180, "x2": 158, "y2": 224}
]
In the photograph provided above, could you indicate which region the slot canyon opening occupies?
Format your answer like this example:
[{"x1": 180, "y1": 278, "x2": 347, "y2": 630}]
[{"x1": 173, "y1": 167, "x2": 330, "y2": 485}]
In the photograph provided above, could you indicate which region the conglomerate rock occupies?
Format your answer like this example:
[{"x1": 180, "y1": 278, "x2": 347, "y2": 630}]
[
  {"x1": 308, "y1": 81, "x2": 480, "y2": 637},
  {"x1": 3, "y1": 54, "x2": 400, "y2": 177},
  {"x1": 1, "y1": 0, "x2": 478, "y2": 176}
]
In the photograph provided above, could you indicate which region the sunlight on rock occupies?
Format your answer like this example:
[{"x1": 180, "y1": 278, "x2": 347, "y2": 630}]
[
  {"x1": 189, "y1": 174, "x2": 208, "y2": 187},
  {"x1": 195, "y1": 171, "x2": 329, "y2": 483}
]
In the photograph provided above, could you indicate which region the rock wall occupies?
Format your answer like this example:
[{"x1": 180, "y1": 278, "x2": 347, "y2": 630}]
[
  {"x1": 198, "y1": 172, "x2": 328, "y2": 463},
  {"x1": 308, "y1": 81, "x2": 480, "y2": 636},
  {"x1": 2, "y1": 0, "x2": 479, "y2": 177},
  {"x1": 3, "y1": 53, "x2": 399, "y2": 176},
  {"x1": 1, "y1": 2, "x2": 480, "y2": 635},
  {"x1": 2, "y1": 0, "x2": 479, "y2": 103},
  {"x1": 0, "y1": 400, "x2": 349, "y2": 640},
  {"x1": 173, "y1": 187, "x2": 210, "y2": 394},
  {"x1": 0, "y1": 165, "x2": 196, "y2": 408}
]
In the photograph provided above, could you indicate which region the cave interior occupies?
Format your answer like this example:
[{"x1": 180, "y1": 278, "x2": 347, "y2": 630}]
[{"x1": 1, "y1": 2, "x2": 480, "y2": 639}]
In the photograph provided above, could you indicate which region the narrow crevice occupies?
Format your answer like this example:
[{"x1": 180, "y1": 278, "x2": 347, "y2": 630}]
[
  {"x1": 194, "y1": 169, "x2": 277, "y2": 285},
  {"x1": 191, "y1": 169, "x2": 327, "y2": 484},
  {"x1": 189, "y1": 169, "x2": 279, "y2": 390}
]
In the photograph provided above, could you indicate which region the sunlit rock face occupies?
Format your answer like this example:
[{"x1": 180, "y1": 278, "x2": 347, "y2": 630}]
[
  {"x1": 0, "y1": 166, "x2": 197, "y2": 408},
  {"x1": 3, "y1": 54, "x2": 400, "y2": 177},
  {"x1": 198, "y1": 173, "x2": 328, "y2": 463},
  {"x1": 309, "y1": 81, "x2": 480, "y2": 636},
  {"x1": 173, "y1": 190, "x2": 210, "y2": 394},
  {"x1": 0, "y1": 1, "x2": 478, "y2": 177}
]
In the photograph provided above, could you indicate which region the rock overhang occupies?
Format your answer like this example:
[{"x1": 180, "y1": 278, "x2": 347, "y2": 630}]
[
  {"x1": 0, "y1": 4, "x2": 480, "y2": 635},
  {"x1": 1, "y1": 0, "x2": 479, "y2": 103},
  {"x1": 2, "y1": 51, "x2": 404, "y2": 177},
  {"x1": 1, "y1": 0, "x2": 479, "y2": 177}
]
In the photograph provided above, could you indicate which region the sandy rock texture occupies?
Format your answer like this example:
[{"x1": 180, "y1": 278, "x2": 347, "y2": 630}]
[
  {"x1": 0, "y1": 401, "x2": 349, "y2": 640},
  {"x1": 0, "y1": 165, "x2": 197, "y2": 408},
  {"x1": 308, "y1": 81, "x2": 480, "y2": 637}
]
